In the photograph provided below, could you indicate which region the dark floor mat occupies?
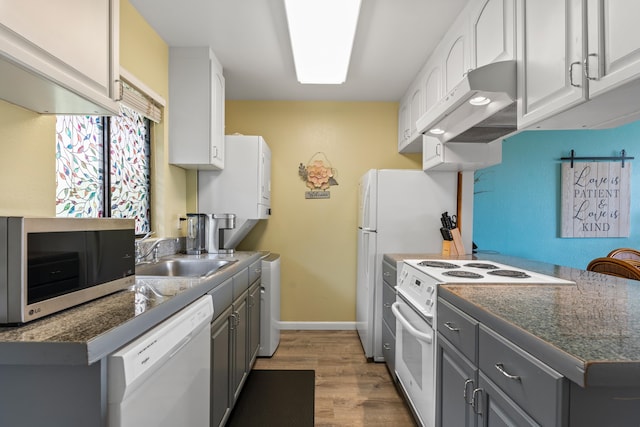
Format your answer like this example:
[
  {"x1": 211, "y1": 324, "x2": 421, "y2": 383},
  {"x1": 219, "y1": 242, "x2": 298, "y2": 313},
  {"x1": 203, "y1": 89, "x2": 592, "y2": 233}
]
[{"x1": 226, "y1": 369, "x2": 315, "y2": 427}]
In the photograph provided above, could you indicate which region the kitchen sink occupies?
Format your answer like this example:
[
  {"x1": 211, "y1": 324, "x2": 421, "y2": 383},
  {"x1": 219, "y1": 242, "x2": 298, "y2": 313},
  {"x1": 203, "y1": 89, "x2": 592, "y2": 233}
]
[{"x1": 135, "y1": 257, "x2": 237, "y2": 278}]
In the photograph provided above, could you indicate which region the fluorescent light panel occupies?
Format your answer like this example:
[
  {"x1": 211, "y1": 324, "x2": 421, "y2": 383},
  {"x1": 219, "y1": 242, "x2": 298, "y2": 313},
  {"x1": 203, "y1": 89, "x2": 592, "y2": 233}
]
[{"x1": 284, "y1": 0, "x2": 361, "y2": 84}]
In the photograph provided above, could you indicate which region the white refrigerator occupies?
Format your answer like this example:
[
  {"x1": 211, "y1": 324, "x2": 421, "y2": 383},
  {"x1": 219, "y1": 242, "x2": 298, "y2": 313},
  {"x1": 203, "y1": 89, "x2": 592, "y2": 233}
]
[{"x1": 356, "y1": 169, "x2": 464, "y2": 361}]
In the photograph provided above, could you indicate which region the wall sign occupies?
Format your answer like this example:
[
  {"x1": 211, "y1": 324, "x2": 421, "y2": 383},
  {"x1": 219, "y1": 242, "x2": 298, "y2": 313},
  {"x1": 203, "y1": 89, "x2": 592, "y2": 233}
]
[
  {"x1": 298, "y1": 152, "x2": 338, "y2": 199},
  {"x1": 561, "y1": 162, "x2": 631, "y2": 237}
]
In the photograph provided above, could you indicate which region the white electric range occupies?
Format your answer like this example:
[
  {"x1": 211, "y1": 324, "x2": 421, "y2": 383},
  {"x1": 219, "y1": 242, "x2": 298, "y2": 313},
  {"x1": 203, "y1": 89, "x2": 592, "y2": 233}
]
[{"x1": 392, "y1": 259, "x2": 574, "y2": 427}]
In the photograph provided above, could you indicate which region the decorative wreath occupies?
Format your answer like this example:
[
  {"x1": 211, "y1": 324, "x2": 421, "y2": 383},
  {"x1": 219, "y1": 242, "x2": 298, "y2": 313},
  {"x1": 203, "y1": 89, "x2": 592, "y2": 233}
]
[{"x1": 298, "y1": 152, "x2": 338, "y2": 190}]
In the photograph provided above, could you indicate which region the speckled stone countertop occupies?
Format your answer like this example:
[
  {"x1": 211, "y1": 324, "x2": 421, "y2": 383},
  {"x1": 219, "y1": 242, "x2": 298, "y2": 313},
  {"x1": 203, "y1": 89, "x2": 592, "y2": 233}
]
[
  {"x1": 403, "y1": 253, "x2": 640, "y2": 388},
  {"x1": 0, "y1": 251, "x2": 263, "y2": 366}
]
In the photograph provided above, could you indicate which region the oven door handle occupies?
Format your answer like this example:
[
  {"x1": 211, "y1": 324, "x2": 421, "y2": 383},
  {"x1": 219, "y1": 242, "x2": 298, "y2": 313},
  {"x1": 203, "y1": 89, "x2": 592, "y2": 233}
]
[{"x1": 391, "y1": 302, "x2": 433, "y2": 344}]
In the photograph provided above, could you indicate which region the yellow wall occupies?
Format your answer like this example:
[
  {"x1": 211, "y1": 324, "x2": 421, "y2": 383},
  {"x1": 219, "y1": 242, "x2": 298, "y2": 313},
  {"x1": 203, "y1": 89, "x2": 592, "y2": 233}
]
[
  {"x1": 225, "y1": 101, "x2": 420, "y2": 322},
  {"x1": 0, "y1": 102, "x2": 55, "y2": 217},
  {"x1": 0, "y1": 1, "x2": 185, "y2": 236},
  {"x1": 119, "y1": 0, "x2": 185, "y2": 237}
]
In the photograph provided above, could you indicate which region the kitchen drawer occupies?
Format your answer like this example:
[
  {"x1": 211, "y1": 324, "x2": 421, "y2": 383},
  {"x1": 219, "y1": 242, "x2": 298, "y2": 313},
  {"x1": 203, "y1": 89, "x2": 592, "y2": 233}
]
[
  {"x1": 479, "y1": 325, "x2": 567, "y2": 427},
  {"x1": 382, "y1": 318, "x2": 396, "y2": 381},
  {"x1": 382, "y1": 281, "x2": 396, "y2": 331},
  {"x1": 382, "y1": 259, "x2": 397, "y2": 287},
  {"x1": 249, "y1": 259, "x2": 262, "y2": 285},
  {"x1": 208, "y1": 277, "x2": 233, "y2": 320},
  {"x1": 232, "y1": 268, "x2": 249, "y2": 300},
  {"x1": 437, "y1": 298, "x2": 478, "y2": 364}
]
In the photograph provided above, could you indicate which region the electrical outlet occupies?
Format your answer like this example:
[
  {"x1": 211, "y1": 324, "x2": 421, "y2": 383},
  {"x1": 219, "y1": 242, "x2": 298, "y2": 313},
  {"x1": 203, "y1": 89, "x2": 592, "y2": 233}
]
[{"x1": 176, "y1": 215, "x2": 183, "y2": 230}]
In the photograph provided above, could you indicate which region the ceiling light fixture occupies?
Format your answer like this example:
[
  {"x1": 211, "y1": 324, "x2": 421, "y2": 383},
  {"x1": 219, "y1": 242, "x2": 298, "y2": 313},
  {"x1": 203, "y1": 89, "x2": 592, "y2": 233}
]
[
  {"x1": 429, "y1": 128, "x2": 445, "y2": 135},
  {"x1": 284, "y1": 0, "x2": 362, "y2": 84}
]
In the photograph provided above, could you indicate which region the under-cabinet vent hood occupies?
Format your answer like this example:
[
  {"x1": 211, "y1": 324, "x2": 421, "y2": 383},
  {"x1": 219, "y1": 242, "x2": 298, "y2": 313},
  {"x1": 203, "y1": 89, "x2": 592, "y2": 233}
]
[{"x1": 416, "y1": 60, "x2": 517, "y2": 143}]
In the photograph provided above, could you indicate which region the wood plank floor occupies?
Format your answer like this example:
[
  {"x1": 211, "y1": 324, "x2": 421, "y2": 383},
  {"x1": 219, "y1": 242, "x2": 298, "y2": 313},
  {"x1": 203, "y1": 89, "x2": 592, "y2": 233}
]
[{"x1": 253, "y1": 330, "x2": 417, "y2": 427}]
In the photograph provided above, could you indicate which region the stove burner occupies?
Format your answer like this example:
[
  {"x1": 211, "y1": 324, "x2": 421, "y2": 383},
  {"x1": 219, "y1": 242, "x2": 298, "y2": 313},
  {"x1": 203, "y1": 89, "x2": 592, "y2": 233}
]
[
  {"x1": 464, "y1": 262, "x2": 499, "y2": 269},
  {"x1": 442, "y1": 270, "x2": 483, "y2": 279},
  {"x1": 487, "y1": 269, "x2": 531, "y2": 279},
  {"x1": 417, "y1": 261, "x2": 460, "y2": 269}
]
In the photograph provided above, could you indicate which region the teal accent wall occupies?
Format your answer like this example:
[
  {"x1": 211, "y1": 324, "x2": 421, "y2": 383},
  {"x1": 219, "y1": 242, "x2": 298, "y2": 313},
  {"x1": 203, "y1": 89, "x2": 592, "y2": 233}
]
[{"x1": 473, "y1": 120, "x2": 640, "y2": 270}]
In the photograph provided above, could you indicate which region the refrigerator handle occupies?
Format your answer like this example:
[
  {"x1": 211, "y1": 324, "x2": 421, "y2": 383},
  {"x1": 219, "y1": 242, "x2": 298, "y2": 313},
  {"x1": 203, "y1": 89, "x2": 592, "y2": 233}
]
[{"x1": 361, "y1": 228, "x2": 376, "y2": 232}]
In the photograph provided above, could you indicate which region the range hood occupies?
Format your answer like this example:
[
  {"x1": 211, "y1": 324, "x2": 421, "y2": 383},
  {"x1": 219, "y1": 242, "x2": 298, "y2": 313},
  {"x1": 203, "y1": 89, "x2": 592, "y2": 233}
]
[{"x1": 416, "y1": 60, "x2": 517, "y2": 143}]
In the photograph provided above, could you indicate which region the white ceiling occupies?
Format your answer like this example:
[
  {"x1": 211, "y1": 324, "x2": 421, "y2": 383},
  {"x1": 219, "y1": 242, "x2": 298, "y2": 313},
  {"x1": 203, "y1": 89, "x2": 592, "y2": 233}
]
[{"x1": 129, "y1": 0, "x2": 469, "y2": 102}]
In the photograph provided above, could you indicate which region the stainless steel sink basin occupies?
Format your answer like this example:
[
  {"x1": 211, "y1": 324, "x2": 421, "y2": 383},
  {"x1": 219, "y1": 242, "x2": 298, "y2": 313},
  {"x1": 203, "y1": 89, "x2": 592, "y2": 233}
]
[{"x1": 136, "y1": 257, "x2": 237, "y2": 278}]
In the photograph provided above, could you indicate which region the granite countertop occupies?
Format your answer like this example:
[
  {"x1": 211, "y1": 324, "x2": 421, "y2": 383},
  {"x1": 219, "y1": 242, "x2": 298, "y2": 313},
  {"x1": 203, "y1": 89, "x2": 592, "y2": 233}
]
[
  {"x1": 433, "y1": 253, "x2": 640, "y2": 388},
  {"x1": 0, "y1": 251, "x2": 263, "y2": 366}
]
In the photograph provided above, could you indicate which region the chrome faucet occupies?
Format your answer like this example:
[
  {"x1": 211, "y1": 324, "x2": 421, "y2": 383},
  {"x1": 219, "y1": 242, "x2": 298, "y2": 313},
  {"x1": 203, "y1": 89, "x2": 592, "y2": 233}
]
[{"x1": 135, "y1": 235, "x2": 177, "y2": 264}]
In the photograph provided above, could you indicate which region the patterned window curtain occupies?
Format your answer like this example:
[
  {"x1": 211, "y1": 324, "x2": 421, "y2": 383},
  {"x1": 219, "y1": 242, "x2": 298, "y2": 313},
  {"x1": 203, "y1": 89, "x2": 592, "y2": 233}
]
[
  {"x1": 55, "y1": 106, "x2": 151, "y2": 235},
  {"x1": 55, "y1": 115, "x2": 105, "y2": 217},
  {"x1": 109, "y1": 105, "x2": 151, "y2": 234}
]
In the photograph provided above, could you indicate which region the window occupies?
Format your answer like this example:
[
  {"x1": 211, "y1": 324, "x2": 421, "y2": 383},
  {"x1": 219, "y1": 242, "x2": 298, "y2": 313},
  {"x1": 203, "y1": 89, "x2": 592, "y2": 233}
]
[{"x1": 55, "y1": 105, "x2": 151, "y2": 235}]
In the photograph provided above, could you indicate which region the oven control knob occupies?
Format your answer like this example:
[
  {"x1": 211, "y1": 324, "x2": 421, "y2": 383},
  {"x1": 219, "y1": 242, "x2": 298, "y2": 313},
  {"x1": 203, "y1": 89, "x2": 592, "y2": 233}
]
[
  {"x1": 426, "y1": 298, "x2": 434, "y2": 307},
  {"x1": 426, "y1": 286, "x2": 435, "y2": 294}
]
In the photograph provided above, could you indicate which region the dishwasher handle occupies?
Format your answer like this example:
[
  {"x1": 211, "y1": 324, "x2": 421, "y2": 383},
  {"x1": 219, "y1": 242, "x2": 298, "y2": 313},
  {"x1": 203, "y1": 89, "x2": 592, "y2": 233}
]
[{"x1": 391, "y1": 302, "x2": 433, "y2": 344}]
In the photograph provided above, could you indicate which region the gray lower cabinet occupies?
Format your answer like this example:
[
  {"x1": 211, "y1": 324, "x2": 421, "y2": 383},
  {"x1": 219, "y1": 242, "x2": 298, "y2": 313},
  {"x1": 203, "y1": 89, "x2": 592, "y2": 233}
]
[
  {"x1": 477, "y1": 371, "x2": 539, "y2": 427},
  {"x1": 248, "y1": 280, "x2": 261, "y2": 368},
  {"x1": 232, "y1": 289, "x2": 249, "y2": 403},
  {"x1": 437, "y1": 298, "x2": 567, "y2": 427},
  {"x1": 382, "y1": 257, "x2": 397, "y2": 380},
  {"x1": 436, "y1": 298, "x2": 479, "y2": 427},
  {"x1": 437, "y1": 335, "x2": 478, "y2": 427},
  {"x1": 211, "y1": 305, "x2": 233, "y2": 427},
  {"x1": 209, "y1": 266, "x2": 262, "y2": 427}
]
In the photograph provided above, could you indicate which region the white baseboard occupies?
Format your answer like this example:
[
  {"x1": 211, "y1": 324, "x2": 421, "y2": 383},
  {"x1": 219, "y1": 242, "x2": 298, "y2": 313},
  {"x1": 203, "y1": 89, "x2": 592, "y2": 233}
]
[{"x1": 277, "y1": 321, "x2": 356, "y2": 330}]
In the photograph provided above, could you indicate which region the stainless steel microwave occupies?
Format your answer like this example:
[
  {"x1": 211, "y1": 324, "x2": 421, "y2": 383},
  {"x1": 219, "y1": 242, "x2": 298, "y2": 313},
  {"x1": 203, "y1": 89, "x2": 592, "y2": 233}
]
[{"x1": 0, "y1": 217, "x2": 135, "y2": 324}]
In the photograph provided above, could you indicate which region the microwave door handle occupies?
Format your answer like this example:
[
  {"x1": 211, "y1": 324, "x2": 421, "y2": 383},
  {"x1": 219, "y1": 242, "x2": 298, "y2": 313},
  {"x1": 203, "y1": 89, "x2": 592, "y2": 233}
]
[{"x1": 391, "y1": 302, "x2": 433, "y2": 344}]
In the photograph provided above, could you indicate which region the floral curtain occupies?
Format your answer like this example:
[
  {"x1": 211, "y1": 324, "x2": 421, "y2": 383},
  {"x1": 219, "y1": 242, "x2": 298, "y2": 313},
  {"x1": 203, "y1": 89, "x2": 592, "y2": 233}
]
[
  {"x1": 55, "y1": 106, "x2": 151, "y2": 234},
  {"x1": 55, "y1": 115, "x2": 105, "y2": 217},
  {"x1": 109, "y1": 106, "x2": 151, "y2": 234}
]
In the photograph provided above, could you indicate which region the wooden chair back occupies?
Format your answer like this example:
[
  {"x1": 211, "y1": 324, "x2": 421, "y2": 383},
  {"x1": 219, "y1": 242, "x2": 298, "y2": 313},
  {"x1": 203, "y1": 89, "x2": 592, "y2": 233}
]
[
  {"x1": 587, "y1": 257, "x2": 640, "y2": 281},
  {"x1": 607, "y1": 248, "x2": 640, "y2": 261}
]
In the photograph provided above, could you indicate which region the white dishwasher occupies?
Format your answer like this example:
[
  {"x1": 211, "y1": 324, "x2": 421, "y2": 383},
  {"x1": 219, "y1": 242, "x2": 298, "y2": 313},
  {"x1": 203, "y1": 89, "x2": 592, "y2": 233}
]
[{"x1": 108, "y1": 295, "x2": 214, "y2": 427}]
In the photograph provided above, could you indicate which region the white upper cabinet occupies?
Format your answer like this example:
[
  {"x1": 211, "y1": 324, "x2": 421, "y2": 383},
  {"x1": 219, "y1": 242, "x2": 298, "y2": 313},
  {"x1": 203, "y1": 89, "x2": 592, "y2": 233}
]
[
  {"x1": 397, "y1": 80, "x2": 424, "y2": 153},
  {"x1": 0, "y1": 0, "x2": 119, "y2": 114},
  {"x1": 169, "y1": 47, "x2": 225, "y2": 170},
  {"x1": 422, "y1": 135, "x2": 501, "y2": 171},
  {"x1": 424, "y1": 65, "x2": 443, "y2": 112},
  {"x1": 517, "y1": 0, "x2": 586, "y2": 128},
  {"x1": 398, "y1": 0, "x2": 515, "y2": 154},
  {"x1": 442, "y1": 10, "x2": 471, "y2": 94},
  {"x1": 585, "y1": 0, "x2": 640, "y2": 97},
  {"x1": 518, "y1": 0, "x2": 640, "y2": 130},
  {"x1": 471, "y1": 0, "x2": 515, "y2": 68},
  {"x1": 409, "y1": 84, "x2": 423, "y2": 138},
  {"x1": 397, "y1": 98, "x2": 410, "y2": 150}
]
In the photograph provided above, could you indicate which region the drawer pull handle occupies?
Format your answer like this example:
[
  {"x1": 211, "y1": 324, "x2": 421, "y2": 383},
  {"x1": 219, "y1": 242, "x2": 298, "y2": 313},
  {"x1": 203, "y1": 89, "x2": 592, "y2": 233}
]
[
  {"x1": 463, "y1": 379, "x2": 474, "y2": 404},
  {"x1": 444, "y1": 322, "x2": 460, "y2": 332},
  {"x1": 383, "y1": 271, "x2": 391, "y2": 277},
  {"x1": 495, "y1": 363, "x2": 521, "y2": 381},
  {"x1": 384, "y1": 303, "x2": 392, "y2": 308},
  {"x1": 383, "y1": 343, "x2": 391, "y2": 350}
]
